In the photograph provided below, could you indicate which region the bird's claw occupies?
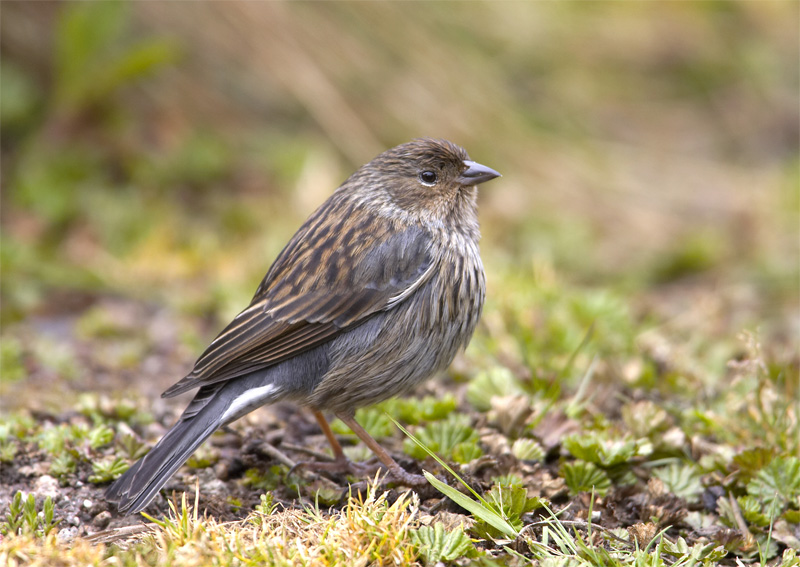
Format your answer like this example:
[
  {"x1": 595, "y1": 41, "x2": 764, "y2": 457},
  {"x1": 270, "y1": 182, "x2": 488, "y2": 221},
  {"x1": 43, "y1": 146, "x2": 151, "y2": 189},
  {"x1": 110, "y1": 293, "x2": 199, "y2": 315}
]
[
  {"x1": 384, "y1": 465, "x2": 428, "y2": 487},
  {"x1": 289, "y1": 457, "x2": 428, "y2": 488},
  {"x1": 289, "y1": 456, "x2": 380, "y2": 479}
]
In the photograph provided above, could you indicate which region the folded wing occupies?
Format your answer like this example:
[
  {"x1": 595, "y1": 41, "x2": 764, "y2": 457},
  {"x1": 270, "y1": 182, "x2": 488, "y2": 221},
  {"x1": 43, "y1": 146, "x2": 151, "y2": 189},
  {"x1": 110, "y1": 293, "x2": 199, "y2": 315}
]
[{"x1": 163, "y1": 199, "x2": 433, "y2": 398}]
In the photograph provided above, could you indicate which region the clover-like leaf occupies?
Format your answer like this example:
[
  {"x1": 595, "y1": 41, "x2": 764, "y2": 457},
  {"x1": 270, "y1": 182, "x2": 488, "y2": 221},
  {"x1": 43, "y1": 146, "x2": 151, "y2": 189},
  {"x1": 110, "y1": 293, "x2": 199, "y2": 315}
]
[
  {"x1": 49, "y1": 454, "x2": 77, "y2": 479},
  {"x1": 747, "y1": 456, "x2": 800, "y2": 512},
  {"x1": 0, "y1": 440, "x2": 18, "y2": 463},
  {"x1": 621, "y1": 400, "x2": 671, "y2": 439},
  {"x1": 386, "y1": 395, "x2": 457, "y2": 424},
  {"x1": 476, "y1": 482, "x2": 545, "y2": 540},
  {"x1": 561, "y1": 461, "x2": 611, "y2": 496},
  {"x1": 87, "y1": 424, "x2": 115, "y2": 449},
  {"x1": 737, "y1": 495, "x2": 771, "y2": 527},
  {"x1": 484, "y1": 485, "x2": 526, "y2": 531},
  {"x1": 333, "y1": 407, "x2": 395, "y2": 440},
  {"x1": 563, "y1": 431, "x2": 652, "y2": 467},
  {"x1": 512, "y1": 438, "x2": 545, "y2": 462},
  {"x1": 411, "y1": 523, "x2": 478, "y2": 565},
  {"x1": 466, "y1": 367, "x2": 527, "y2": 412},
  {"x1": 653, "y1": 463, "x2": 703, "y2": 501},
  {"x1": 403, "y1": 414, "x2": 482, "y2": 464},
  {"x1": 733, "y1": 447, "x2": 778, "y2": 482}
]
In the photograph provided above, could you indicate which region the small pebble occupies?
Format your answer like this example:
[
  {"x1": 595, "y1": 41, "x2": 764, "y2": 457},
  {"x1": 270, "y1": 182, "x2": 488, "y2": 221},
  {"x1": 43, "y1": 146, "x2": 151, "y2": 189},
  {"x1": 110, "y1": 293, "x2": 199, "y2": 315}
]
[
  {"x1": 92, "y1": 511, "x2": 112, "y2": 529},
  {"x1": 201, "y1": 478, "x2": 229, "y2": 499},
  {"x1": 57, "y1": 527, "x2": 78, "y2": 543},
  {"x1": 19, "y1": 462, "x2": 49, "y2": 476},
  {"x1": 33, "y1": 475, "x2": 60, "y2": 501}
]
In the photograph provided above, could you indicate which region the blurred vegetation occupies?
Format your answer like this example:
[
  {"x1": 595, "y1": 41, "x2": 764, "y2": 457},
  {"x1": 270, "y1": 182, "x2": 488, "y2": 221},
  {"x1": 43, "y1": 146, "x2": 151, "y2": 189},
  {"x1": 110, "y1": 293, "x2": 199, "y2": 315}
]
[
  {"x1": 0, "y1": 2, "x2": 798, "y2": 564},
  {"x1": 2, "y1": 1, "x2": 797, "y2": 328}
]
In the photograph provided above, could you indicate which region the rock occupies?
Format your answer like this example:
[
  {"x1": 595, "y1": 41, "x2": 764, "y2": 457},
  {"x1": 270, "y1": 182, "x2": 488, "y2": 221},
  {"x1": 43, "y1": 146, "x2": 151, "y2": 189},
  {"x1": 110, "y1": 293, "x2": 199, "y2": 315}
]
[
  {"x1": 92, "y1": 511, "x2": 112, "y2": 529},
  {"x1": 57, "y1": 526, "x2": 78, "y2": 543},
  {"x1": 33, "y1": 475, "x2": 60, "y2": 501},
  {"x1": 19, "y1": 462, "x2": 49, "y2": 477}
]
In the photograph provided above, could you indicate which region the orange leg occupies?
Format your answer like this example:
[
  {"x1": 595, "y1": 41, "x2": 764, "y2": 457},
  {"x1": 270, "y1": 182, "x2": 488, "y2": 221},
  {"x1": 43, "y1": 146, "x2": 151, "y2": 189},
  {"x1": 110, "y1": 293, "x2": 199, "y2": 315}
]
[
  {"x1": 335, "y1": 412, "x2": 427, "y2": 486},
  {"x1": 304, "y1": 410, "x2": 427, "y2": 487},
  {"x1": 312, "y1": 410, "x2": 346, "y2": 462}
]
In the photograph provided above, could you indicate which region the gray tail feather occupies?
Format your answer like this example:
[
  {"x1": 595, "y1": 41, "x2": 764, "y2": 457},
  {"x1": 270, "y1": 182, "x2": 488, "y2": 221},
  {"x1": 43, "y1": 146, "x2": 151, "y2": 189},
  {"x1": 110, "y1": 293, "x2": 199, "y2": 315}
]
[
  {"x1": 106, "y1": 367, "x2": 292, "y2": 515},
  {"x1": 105, "y1": 413, "x2": 220, "y2": 515}
]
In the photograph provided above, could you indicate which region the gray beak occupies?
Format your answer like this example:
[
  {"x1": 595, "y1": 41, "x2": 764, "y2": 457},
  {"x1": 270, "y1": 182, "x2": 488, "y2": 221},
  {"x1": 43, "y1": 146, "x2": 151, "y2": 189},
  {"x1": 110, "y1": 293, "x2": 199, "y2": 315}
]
[{"x1": 457, "y1": 160, "x2": 501, "y2": 186}]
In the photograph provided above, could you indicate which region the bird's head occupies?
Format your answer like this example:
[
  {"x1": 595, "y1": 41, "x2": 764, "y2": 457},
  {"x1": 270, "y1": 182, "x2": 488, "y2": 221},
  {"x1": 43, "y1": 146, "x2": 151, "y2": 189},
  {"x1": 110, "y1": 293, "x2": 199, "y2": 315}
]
[{"x1": 351, "y1": 138, "x2": 501, "y2": 223}]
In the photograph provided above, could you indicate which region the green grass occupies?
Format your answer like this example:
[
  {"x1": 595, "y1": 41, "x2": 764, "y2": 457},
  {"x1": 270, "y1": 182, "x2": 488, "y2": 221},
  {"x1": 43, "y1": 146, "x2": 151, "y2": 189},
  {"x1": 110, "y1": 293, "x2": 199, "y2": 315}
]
[{"x1": 1, "y1": 261, "x2": 797, "y2": 565}]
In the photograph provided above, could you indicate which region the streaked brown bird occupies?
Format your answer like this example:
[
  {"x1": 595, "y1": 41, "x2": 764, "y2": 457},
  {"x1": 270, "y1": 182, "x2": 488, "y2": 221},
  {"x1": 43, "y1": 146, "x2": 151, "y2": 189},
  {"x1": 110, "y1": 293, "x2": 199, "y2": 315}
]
[{"x1": 105, "y1": 138, "x2": 500, "y2": 514}]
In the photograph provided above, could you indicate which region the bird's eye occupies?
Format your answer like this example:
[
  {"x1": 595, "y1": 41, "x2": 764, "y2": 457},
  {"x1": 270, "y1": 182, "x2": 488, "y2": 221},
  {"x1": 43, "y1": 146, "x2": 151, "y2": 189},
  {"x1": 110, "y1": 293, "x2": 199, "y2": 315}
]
[{"x1": 418, "y1": 171, "x2": 438, "y2": 186}]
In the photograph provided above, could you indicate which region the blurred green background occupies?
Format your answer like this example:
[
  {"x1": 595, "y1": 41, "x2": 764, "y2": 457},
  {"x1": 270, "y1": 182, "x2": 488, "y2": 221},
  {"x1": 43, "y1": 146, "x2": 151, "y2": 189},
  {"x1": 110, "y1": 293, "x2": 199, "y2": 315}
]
[{"x1": 1, "y1": 1, "x2": 798, "y2": 397}]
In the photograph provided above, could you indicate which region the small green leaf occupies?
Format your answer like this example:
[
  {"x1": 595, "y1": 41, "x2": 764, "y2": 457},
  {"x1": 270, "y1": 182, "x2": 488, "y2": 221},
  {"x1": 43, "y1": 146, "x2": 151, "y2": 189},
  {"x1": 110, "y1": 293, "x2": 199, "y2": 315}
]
[
  {"x1": 242, "y1": 466, "x2": 285, "y2": 492},
  {"x1": 492, "y1": 474, "x2": 524, "y2": 487},
  {"x1": 473, "y1": 483, "x2": 545, "y2": 539},
  {"x1": 563, "y1": 431, "x2": 652, "y2": 467},
  {"x1": 87, "y1": 424, "x2": 115, "y2": 449},
  {"x1": 385, "y1": 394, "x2": 457, "y2": 424},
  {"x1": 716, "y1": 496, "x2": 738, "y2": 529},
  {"x1": 0, "y1": 440, "x2": 18, "y2": 463},
  {"x1": 561, "y1": 461, "x2": 611, "y2": 496},
  {"x1": 466, "y1": 367, "x2": 527, "y2": 411},
  {"x1": 747, "y1": 456, "x2": 800, "y2": 511},
  {"x1": 88, "y1": 456, "x2": 130, "y2": 483},
  {"x1": 662, "y1": 536, "x2": 727, "y2": 561},
  {"x1": 511, "y1": 438, "x2": 545, "y2": 462},
  {"x1": 784, "y1": 509, "x2": 800, "y2": 523},
  {"x1": 737, "y1": 495, "x2": 771, "y2": 527},
  {"x1": 50, "y1": 454, "x2": 77, "y2": 478},
  {"x1": 621, "y1": 400, "x2": 671, "y2": 438},
  {"x1": 117, "y1": 433, "x2": 150, "y2": 460},
  {"x1": 653, "y1": 463, "x2": 703, "y2": 501},
  {"x1": 186, "y1": 445, "x2": 219, "y2": 469},
  {"x1": 1, "y1": 492, "x2": 60, "y2": 536},
  {"x1": 733, "y1": 447, "x2": 779, "y2": 482},
  {"x1": 411, "y1": 523, "x2": 478, "y2": 564},
  {"x1": 403, "y1": 414, "x2": 482, "y2": 463},
  {"x1": 452, "y1": 442, "x2": 483, "y2": 464},
  {"x1": 333, "y1": 407, "x2": 395, "y2": 440}
]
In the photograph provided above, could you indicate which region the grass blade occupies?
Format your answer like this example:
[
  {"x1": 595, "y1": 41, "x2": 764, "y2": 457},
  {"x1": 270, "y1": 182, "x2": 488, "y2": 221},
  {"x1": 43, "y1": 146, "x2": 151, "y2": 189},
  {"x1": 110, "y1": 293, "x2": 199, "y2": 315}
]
[{"x1": 389, "y1": 415, "x2": 518, "y2": 538}]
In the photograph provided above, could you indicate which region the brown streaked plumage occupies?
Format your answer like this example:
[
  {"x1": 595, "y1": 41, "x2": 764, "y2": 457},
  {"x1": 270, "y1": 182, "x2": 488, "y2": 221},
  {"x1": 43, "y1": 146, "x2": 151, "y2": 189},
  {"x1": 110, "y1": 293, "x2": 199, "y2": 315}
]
[{"x1": 105, "y1": 138, "x2": 500, "y2": 514}]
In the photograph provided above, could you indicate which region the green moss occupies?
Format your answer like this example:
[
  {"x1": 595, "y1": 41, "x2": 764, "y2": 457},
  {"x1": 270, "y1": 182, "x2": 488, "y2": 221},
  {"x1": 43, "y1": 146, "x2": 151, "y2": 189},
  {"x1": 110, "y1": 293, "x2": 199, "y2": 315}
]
[{"x1": 0, "y1": 337, "x2": 26, "y2": 383}]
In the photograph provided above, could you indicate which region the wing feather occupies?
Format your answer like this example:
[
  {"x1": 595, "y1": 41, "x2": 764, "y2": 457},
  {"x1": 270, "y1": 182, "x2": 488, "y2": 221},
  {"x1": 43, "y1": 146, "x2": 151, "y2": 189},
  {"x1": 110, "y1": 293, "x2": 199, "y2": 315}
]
[{"x1": 162, "y1": 198, "x2": 432, "y2": 398}]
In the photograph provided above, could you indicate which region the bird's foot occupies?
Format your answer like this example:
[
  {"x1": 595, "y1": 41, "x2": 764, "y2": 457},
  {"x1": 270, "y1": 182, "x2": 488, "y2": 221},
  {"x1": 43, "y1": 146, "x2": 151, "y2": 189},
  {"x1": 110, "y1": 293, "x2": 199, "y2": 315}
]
[
  {"x1": 290, "y1": 455, "x2": 380, "y2": 479},
  {"x1": 383, "y1": 464, "x2": 428, "y2": 487},
  {"x1": 345, "y1": 465, "x2": 429, "y2": 494},
  {"x1": 290, "y1": 457, "x2": 428, "y2": 488}
]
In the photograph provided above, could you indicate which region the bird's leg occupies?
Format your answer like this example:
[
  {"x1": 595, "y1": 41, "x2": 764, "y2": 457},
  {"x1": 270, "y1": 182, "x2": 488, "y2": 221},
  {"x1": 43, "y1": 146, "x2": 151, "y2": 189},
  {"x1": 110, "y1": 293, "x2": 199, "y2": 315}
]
[
  {"x1": 291, "y1": 411, "x2": 427, "y2": 487},
  {"x1": 335, "y1": 412, "x2": 427, "y2": 487},
  {"x1": 289, "y1": 410, "x2": 379, "y2": 477},
  {"x1": 313, "y1": 411, "x2": 379, "y2": 475},
  {"x1": 312, "y1": 410, "x2": 347, "y2": 463}
]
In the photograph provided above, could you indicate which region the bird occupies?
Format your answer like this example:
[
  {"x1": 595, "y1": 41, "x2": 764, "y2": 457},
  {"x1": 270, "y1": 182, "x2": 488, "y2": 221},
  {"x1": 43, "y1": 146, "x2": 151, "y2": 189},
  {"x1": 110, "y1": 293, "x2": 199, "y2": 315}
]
[{"x1": 105, "y1": 138, "x2": 500, "y2": 514}]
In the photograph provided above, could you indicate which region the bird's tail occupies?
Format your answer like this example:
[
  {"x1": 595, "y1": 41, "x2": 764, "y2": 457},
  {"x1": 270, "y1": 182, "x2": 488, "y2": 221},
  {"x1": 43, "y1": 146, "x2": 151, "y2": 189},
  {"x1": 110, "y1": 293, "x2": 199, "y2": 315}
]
[
  {"x1": 105, "y1": 378, "x2": 282, "y2": 515},
  {"x1": 104, "y1": 415, "x2": 217, "y2": 514}
]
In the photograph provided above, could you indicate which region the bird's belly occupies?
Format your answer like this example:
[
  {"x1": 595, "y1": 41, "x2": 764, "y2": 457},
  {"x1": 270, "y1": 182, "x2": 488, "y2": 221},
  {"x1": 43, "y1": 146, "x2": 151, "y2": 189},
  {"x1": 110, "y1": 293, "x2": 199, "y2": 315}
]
[{"x1": 307, "y1": 253, "x2": 485, "y2": 413}]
